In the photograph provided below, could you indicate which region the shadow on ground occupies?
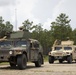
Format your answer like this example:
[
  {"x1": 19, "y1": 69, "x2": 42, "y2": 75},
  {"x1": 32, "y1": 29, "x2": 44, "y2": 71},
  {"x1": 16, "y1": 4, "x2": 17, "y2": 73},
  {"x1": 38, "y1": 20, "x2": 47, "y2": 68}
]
[
  {"x1": 50, "y1": 61, "x2": 76, "y2": 64},
  {"x1": 0, "y1": 64, "x2": 44, "y2": 70}
]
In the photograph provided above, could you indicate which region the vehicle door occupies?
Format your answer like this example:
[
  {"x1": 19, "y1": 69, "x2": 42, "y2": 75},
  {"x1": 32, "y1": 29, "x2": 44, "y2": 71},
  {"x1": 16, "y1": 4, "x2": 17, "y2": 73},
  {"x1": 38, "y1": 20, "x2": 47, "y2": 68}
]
[{"x1": 30, "y1": 42, "x2": 39, "y2": 60}]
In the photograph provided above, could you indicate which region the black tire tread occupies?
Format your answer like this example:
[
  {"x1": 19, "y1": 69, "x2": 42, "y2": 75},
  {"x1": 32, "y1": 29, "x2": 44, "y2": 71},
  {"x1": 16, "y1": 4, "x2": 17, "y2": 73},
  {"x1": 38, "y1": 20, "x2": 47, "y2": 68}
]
[{"x1": 17, "y1": 54, "x2": 27, "y2": 69}]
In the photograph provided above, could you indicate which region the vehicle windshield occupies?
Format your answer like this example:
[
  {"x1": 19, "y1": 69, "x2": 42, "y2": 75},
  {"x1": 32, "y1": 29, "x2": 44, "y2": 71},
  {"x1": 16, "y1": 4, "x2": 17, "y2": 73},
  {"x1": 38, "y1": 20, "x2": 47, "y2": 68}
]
[
  {"x1": 15, "y1": 41, "x2": 27, "y2": 47},
  {"x1": 54, "y1": 47, "x2": 62, "y2": 50},
  {"x1": 64, "y1": 47, "x2": 72, "y2": 50},
  {"x1": 0, "y1": 41, "x2": 12, "y2": 47}
]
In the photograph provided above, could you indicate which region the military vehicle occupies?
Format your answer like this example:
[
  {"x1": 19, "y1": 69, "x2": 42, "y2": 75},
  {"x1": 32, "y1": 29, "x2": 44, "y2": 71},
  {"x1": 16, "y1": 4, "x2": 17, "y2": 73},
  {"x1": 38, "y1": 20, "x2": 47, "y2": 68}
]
[
  {"x1": 0, "y1": 29, "x2": 44, "y2": 69},
  {"x1": 48, "y1": 39, "x2": 76, "y2": 63}
]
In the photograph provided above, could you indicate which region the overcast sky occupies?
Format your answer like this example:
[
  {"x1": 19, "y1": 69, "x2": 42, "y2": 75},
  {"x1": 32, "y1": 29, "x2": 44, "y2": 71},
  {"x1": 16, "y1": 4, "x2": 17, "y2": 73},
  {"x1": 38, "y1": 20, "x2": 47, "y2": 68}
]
[{"x1": 0, "y1": 0, "x2": 76, "y2": 30}]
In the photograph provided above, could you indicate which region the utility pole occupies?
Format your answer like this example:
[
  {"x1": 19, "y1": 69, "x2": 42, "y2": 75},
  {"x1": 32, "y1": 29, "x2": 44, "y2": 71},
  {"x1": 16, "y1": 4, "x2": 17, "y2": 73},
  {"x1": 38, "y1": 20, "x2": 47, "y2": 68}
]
[{"x1": 15, "y1": 8, "x2": 17, "y2": 31}]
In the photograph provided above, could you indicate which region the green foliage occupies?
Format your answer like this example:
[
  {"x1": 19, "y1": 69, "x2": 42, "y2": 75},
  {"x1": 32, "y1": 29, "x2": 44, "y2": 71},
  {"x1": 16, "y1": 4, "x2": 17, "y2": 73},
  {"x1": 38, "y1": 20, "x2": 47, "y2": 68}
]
[
  {"x1": 44, "y1": 55, "x2": 48, "y2": 62},
  {"x1": 72, "y1": 29, "x2": 76, "y2": 44},
  {"x1": 22, "y1": 19, "x2": 33, "y2": 31},
  {"x1": 30, "y1": 13, "x2": 73, "y2": 55},
  {"x1": 0, "y1": 16, "x2": 13, "y2": 38},
  {"x1": 51, "y1": 13, "x2": 72, "y2": 41},
  {"x1": 32, "y1": 24, "x2": 51, "y2": 55},
  {"x1": 0, "y1": 13, "x2": 75, "y2": 55}
]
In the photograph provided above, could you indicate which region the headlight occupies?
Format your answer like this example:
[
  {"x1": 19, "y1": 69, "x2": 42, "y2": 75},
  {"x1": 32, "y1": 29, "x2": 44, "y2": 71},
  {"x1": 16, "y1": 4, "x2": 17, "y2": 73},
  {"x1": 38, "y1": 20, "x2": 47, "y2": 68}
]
[
  {"x1": 48, "y1": 52, "x2": 51, "y2": 55},
  {"x1": 9, "y1": 51, "x2": 13, "y2": 54}
]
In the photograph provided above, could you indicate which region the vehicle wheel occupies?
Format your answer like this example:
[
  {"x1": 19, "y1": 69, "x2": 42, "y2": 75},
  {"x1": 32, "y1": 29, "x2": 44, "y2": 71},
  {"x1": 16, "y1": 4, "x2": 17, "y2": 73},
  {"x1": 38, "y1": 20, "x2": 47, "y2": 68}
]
[
  {"x1": 9, "y1": 62, "x2": 16, "y2": 67},
  {"x1": 59, "y1": 59, "x2": 63, "y2": 63},
  {"x1": 17, "y1": 54, "x2": 27, "y2": 69},
  {"x1": 67, "y1": 55, "x2": 72, "y2": 63},
  {"x1": 35, "y1": 54, "x2": 42, "y2": 67},
  {"x1": 49, "y1": 56, "x2": 54, "y2": 64}
]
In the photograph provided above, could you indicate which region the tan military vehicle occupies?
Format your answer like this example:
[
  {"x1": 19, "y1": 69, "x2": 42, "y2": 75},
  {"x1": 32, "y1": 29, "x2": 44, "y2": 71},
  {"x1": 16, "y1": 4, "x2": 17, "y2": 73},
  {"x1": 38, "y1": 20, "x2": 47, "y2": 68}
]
[
  {"x1": 48, "y1": 39, "x2": 76, "y2": 63},
  {"x1": 0, "y1": 30, "x2": 44, "y2": 69}
]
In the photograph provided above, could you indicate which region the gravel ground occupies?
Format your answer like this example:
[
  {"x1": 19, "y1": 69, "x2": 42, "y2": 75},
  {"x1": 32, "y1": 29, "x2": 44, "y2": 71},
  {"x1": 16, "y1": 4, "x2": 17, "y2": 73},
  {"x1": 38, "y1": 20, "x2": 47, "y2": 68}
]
[{"x1": 0, "y1": 61, "x2": 76, "y2": 75}]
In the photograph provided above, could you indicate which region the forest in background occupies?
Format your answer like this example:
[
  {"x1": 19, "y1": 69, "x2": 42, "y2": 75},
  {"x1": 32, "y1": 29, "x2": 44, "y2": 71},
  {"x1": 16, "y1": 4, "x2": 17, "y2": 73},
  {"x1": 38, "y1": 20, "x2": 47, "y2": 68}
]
[{"x1": 0, "y1": 13, "x2": 76, "y2": 55}]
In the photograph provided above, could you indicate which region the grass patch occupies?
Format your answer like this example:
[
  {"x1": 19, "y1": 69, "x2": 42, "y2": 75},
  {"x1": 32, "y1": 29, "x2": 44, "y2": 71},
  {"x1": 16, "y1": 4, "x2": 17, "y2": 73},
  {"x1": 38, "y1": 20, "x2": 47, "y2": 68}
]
[
  {"x1": 44, "y1": 55, "x2": 48, "y2": 62},
  {"x1": 0, "y1": 62, "x2": 9, "y2": 65}
]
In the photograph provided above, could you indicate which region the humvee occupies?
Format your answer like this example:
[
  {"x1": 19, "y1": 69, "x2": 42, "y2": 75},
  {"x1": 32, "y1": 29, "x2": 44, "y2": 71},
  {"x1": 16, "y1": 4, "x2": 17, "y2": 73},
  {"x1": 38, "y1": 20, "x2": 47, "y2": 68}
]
[
  {"x1": 48, "y1": 39, "x2": 76, "y2": 63},
  {"x1": 0, "y1": 30, "x2": 44, "y2": 69}
]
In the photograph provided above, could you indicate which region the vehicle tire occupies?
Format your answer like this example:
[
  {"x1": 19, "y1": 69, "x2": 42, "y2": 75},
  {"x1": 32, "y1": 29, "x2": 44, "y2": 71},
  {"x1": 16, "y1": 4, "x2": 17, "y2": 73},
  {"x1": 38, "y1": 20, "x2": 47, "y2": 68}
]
[
  {"x1": 17, "y1": 54, "x2": 27, "y2": 70},
  {"x1": 35, "y1": 54, "x2": 42, "y2": 67},
  {"x1": 67, "y1": 55, "x2": 72, "y2": 63},
  {"x1": 9, "y1": 62, "x2": 16, "y2": 67},
  {"x1": 59, "y1": 59, "x2": 63, "y2": 63},
  {"x1": 49, "y1": 56, "x2": 54, "y2": 64}
]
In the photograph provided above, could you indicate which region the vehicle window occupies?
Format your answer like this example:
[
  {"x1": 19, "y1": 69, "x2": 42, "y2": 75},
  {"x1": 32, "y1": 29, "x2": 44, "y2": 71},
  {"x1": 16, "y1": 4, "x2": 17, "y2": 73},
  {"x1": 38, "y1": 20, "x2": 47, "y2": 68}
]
[
  {"x1": 0, "y1": 41, "x2": 12, "y2": 47},
  {"x1": 64, "y1": 47, "x2": 72, "y2": 50},
  {"x1": 54, "y1": 47, "x2": 62, "y2": 50},
  {"x1": 15, "y1": 41, "x2": 27, "y2": 47}
]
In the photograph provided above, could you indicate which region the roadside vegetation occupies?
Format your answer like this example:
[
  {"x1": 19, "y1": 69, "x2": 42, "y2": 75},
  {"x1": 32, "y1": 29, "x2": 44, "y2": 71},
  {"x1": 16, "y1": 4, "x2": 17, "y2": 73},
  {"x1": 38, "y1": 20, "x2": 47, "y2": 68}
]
[
  {"x1": 44, "y1": 55, "x2": 48, "y2": 62},
  {"x1": 0, "y1": 62, "x2": 9, "y2": 65},
  {"x1": 0, "y1": 13, "x2": 76, "y2": 55}
]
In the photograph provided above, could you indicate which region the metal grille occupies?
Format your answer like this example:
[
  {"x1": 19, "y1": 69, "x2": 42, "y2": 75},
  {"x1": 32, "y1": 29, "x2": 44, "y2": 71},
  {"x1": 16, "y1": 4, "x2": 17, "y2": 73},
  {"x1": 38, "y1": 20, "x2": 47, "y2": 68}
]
[{"x1": 0, "y1": 50, "x2": 9, "y2": 55}]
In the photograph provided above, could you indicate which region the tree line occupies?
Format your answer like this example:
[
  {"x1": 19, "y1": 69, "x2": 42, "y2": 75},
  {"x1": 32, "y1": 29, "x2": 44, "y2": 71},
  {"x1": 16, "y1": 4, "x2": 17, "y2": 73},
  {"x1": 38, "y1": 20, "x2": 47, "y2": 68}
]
[{"x1": 0, "y1": 13, "x2": 76, "y2": 55}]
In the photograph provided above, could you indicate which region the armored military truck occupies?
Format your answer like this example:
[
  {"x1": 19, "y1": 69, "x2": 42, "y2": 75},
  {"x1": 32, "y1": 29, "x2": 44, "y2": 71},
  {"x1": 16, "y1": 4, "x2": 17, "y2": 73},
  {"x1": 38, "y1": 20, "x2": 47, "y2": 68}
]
[
  {"x1": 48, "y1": 39, "x2": 76, "y2": 63},
  {"x1": 0, "y1": 30, "x2": 44, "y2": 69}
]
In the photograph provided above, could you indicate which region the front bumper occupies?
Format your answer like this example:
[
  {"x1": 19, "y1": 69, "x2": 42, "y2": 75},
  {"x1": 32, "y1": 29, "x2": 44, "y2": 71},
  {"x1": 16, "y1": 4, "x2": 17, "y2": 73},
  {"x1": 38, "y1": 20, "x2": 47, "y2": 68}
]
[
  {"x1": 54, "y1": 56, "x2": 67, "y2": 60},
  {"x1": 0, "y1": 50, "x2": 22, "y2": 62},
  {"x1": 49, "y1": 52, "x2": 71, "y2": 60},
  {"x1": 0, "y1": 50, "x2": 13, "y2": 61}
]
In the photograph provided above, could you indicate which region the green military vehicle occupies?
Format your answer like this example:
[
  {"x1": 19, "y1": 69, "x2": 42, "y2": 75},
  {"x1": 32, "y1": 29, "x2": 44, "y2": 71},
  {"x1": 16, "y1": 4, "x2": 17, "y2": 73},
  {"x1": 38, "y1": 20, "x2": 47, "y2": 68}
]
[
  {"x1": 0, "y1": 30, "x2": 44, "y2": 69},
  {"x1": 48, "y1": 39, "x2": 76, "y2": 63}
]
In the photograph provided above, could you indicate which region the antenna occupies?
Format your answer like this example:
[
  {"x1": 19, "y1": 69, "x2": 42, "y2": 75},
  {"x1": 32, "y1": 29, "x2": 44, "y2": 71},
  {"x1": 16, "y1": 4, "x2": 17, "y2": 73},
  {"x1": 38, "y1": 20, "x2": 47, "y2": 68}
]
[{"x1": 15, "y1": 8, "x2": 17, "y2": 31}]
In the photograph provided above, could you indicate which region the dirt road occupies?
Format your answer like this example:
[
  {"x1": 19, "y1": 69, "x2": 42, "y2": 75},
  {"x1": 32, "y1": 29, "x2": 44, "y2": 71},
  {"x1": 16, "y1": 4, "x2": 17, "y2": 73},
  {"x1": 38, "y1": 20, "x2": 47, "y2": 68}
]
[{"x1": 0, "y1": 61, "x2": 76, "y2": 75}]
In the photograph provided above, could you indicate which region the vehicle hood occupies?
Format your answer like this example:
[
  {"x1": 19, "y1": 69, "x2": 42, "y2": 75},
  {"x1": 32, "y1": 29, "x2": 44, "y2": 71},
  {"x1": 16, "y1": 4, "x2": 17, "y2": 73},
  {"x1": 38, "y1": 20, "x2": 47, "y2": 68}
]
[
  {"x1": 11, "y1": 47, "x2": 26, "y2": 50},
  {"x1": 0, "y1": 46, "x2": 26, "y2": 51}
]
